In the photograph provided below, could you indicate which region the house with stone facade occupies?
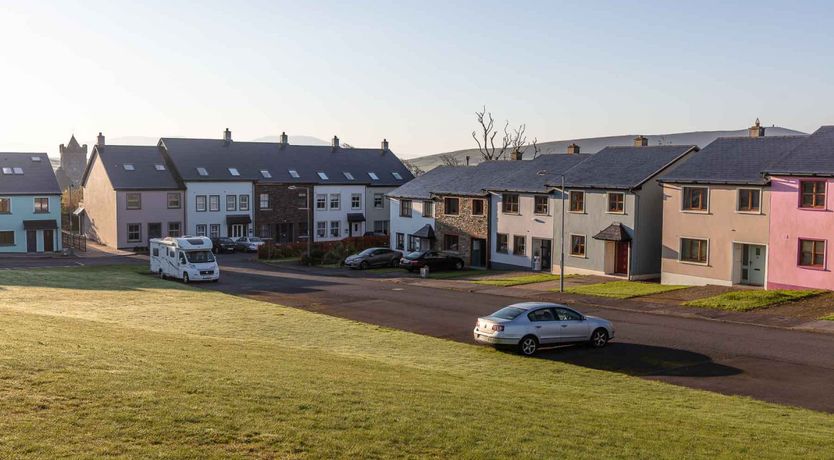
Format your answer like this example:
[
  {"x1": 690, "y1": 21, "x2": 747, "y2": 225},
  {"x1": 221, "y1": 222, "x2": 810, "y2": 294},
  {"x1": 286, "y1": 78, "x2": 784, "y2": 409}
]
[
  {"x1": 552, "y1": 138, "x2": 698, "y2": 279},
  {"x1": 0, "y1": 152, "x2": 63, "y2": 253},
  {"x1": 658, "y1": 123, "x2": 806, "y2": 287},
  {"x1": 80, "y1": 142, "x2": 185, "y2": 249}
]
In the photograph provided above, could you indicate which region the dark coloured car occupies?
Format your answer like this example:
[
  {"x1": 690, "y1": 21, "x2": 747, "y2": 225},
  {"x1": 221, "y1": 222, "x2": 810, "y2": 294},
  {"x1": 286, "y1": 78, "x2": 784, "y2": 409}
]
[
  {"x1": 344, "y1": 247, "x2": 403, "y2": 269},
  {"x1": 400, "y1": 250, "x2": 465, "y2": 272},
  {"x1": 211, "y1": 237, "x2": 237, "y2": 254}
]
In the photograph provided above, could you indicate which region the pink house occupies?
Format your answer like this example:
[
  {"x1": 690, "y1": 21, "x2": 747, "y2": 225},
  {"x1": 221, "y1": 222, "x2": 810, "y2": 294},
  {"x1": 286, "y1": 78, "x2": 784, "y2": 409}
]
[{"x1": 766, "y1": 126, "x2": 834, "y2": 290}]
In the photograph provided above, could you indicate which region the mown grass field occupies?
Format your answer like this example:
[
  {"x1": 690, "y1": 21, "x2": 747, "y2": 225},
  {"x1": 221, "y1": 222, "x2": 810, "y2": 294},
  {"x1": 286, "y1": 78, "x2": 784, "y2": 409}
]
[
  {"x1": 684, "y1": 290, "x2": 825, "y2": 311},
  {"x1": 565, "y1": 281, "x2": 687, "y2": 299},
  {"x1": 473, "y1": 273, "x2": 566, "y2": 287},
  {"x1": 0, "y1": 265, "x2": 833, "y2": 458}
]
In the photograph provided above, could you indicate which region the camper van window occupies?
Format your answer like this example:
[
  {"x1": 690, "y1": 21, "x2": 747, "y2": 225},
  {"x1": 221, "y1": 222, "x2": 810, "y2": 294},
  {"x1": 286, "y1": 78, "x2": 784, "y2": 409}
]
[
  {"x1": 179, "y1": 253, "x2": 187, "y2": 265},
  {"x1": 152, "y1": 248, "x2": 159, "y2": 257},
  {"x1": 186, "y1": 251, "x2": 215, "y2": 264}
]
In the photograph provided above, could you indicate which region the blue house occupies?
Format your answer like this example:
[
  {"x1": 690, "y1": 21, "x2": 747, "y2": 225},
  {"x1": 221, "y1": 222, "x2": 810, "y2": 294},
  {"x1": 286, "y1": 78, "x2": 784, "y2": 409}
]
[{"x1": 0, "y1": 153, "x2": 63, "y2": 253}]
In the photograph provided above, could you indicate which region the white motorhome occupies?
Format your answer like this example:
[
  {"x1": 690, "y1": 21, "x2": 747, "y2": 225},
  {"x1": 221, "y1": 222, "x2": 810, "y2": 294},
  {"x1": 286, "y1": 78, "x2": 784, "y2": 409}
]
[{"x1": 150, "y1": 236, "x2": 220, "y2": 283}]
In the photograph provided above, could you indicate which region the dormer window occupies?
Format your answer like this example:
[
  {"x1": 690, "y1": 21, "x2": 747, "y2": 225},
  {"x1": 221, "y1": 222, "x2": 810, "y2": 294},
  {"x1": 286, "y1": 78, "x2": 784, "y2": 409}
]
[
  {"x1": 343, "y1": 172, "x2": 355, "y2": 180},
  {"x1": 260, "y1": 170, "x2": 272, "y2": 179},
  {"x1": 317, "y1": 172, "x2": 329, "y2": 180},
  {"x1": 228, "y1": 168, "x2": 240, "y2": 176},
  {"x1": 154, "y1": 164, "x2": 166, "y2": 171},
  {"x1": 368, "y1": 172, "x2": 379, "y2": 180},
  {"x1": 288, "y1": 170, "x2": 300, "y2": 178},
  {"x1": 392, "y1": 172, "x2": 403, "y2": 180},
  {"x1": 31, "y1": 156, "x2": 42, "y2": 162},
  {"x1": 197, "y1": 167, "x2": 208, "y2": 176},
  {"x1": 123, "y1": 164, "x2": 135, "y2": 171}
]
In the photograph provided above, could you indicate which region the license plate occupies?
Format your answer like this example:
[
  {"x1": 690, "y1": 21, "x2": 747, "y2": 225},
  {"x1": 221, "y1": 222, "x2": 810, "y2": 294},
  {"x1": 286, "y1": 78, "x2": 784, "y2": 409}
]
[{"x1": 200, "y1": 270, "x2": 214, "y2": 275}]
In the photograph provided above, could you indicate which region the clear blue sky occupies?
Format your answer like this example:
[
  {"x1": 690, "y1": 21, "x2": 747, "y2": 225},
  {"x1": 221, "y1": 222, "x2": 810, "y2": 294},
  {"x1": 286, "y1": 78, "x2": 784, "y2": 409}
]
[{"x1": 1, "y1": 0, "x2": 832, "y2": 159}]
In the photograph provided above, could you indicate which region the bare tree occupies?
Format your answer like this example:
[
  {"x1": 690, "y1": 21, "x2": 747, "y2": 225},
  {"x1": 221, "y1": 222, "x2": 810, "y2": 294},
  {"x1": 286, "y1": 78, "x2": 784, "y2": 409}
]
[
  {"x1": 530, "y1": 137, "x2": 540, "y2": 159},
  {"x1": 471, "y1": 106, "x2": 511, "y2": 161},
  {"x1": 403, "y1": 160, "x2": 425, "y2": 176},
  {"x1": 507, "y1": 123, "x2": 528, "y2": 159},
  {"x1": 439, "y1": 153, "x2": 461, "y2": 166}
]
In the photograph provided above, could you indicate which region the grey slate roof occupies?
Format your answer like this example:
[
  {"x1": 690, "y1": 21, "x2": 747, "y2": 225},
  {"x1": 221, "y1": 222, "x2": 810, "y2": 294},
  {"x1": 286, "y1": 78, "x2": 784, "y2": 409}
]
[
  {"x1": 388, "y1": 161, "x2": 521, "y2": 199},
  {"x1": 159, "y1": 138, "x2": 413, "y2": 186},
  {"x1": 659, "y1": 136, "x2": 807, "y2": 185},
  {"x1": 0, "y1": 152, "x2": 61, "y2": 195},
  {"x1": 765, "y1": 126, "x2": 834, "y2": 176},
  {"x1": 82, "y1": 145, "x2": 182, "y2": 190},
  {"x1": 486, "y1": 154, "x2": 592, "y2": 193},
  {"x1": 593, "y1": 223, "x2": 631, "y2": 241},
  {"x1": 560, "y1": 145, "x2": 698, "y2": 189}
]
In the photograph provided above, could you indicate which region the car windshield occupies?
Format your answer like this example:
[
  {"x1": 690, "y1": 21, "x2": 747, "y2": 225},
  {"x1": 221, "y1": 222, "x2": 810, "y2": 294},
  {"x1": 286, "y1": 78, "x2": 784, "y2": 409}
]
[
  {"x1": 490, "y1": 306, "x2": 526, "y2": 320},
  {"x1": 249, "y1": 237, "x2": 262, "y2": 242},
  {"x1": 357, "y1": 248, "x2": 377, "y2": 257},
  {"x1": 405, "y1": 251, "x2": 425, "y2": 260},
  {"x1": 186, "y1": 250, "x2": 215, "y2": 263}
]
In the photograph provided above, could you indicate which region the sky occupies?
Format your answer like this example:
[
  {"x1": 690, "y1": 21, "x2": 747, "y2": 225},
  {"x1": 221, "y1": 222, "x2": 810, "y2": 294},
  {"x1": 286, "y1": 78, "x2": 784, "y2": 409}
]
[{"x1": 1, "y1": 0, "x2": 833, "y2": 159}]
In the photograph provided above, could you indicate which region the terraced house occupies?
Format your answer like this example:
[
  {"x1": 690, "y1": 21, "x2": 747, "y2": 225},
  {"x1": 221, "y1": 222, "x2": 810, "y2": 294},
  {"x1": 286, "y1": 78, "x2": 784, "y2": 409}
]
[
  {"x1": 81, "y1": 139, "x2": 185, "y2": 249},
  {"x1": 0, "y1": 152, "x2": 62, "y2": 253},
  {"x1": 554, "y1": 138, "x2": 698, "y2": 279},
  {"x1": 659, "y1": 123, "x2": 806, "y2": 287}
]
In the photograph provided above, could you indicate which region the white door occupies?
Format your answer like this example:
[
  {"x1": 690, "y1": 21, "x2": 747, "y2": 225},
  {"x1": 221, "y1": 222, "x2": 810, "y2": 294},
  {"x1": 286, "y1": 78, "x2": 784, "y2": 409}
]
[
  {"x1": 231, "y1": 224, "x2": 245, "y2": 238},
  {"x1": 744, "y1": 245, "x2": 766, "y2": 286}
]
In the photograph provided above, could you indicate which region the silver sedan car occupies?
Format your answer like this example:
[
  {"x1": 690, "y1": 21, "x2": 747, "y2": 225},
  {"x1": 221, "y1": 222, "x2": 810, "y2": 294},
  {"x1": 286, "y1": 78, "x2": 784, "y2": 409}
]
[{"x1": 473, "y1": 302, "x2": 615, "y2": 356}]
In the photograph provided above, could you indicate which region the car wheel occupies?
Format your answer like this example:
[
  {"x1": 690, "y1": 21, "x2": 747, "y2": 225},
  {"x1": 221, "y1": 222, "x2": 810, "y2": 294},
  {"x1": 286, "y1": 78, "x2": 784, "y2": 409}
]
[
  {"x1": 390, "y1": 258, "x2": 400, "y2": 268},
  {"x1": 360, "y1": 261, "x2": 369, "y2": 270},
  {"x1": 589, "y1": 328, "x2": 609, "y2": 348},
  {"x1": 182, "y1": 273, "x2": 190, "y2": 284},
  {"x1": 454, "y1": 260, "x2": 464, "y2": 270},
  {"x1": 518, "y1": 335, "x2": 538, "y2": 356}
]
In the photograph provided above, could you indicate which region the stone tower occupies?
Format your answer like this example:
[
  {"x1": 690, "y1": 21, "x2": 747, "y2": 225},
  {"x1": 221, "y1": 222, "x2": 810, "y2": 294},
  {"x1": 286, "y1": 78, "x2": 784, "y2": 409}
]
[{"x1": 55, "y1": 135, "x2": 88, "y2": 190}]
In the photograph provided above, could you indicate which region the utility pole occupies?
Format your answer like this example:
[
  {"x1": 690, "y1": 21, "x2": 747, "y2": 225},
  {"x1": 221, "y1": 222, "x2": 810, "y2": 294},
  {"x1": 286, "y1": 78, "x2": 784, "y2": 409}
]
[{"x1": 560, "y1": 174, "x2": 566, "y2": 293}]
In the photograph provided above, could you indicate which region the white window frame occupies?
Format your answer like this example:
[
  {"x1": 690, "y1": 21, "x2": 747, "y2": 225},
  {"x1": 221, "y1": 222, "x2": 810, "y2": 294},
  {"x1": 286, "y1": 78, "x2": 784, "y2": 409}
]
[
  {"x1": 127, "y1": 223, "x2": 142, "y2": 242},
  {"x1": 736, "y1": 187, "x2": 763, "y2": 215},
  {"x1": 678, "y1": 236, "x2": 709, "y2": 265},
  {"x1": 259, "y1": 193, "x2": 270, "y2": 210},
  {"x1": 329, "y1": 193, "x2": 340, "y2": 210},
  {"x1": 681, "y1": 186, "x2": 710, "y2": 213},
  {"x1": 239, "y1": 194, "x2": 250, "y2": 211},
  {"x1": 316, "y1": 221, "x2": 327, "y2": 238},
  {"x1": 606, "y1": 191, "x2": 626, "y2": 215},
  {"x1": 209, "y1": 224, "x2": 220, "y2": 238},
  {"x1": 196, "y1": 195, "x2": 207, "y2": 212},
  {"x1": 316, "y1": 194, "x2": 327, "y2": 210},
  {"x1": 569, "y1": 234, "x2": 587, "y2": 258},
  {"x1": 351, "y1": 193, "x2": 362, "y2": 210},
  {"x1": 568, "y1": 191, "x2": 585, "y2": 214},
  {"x1": 329, "y1": 220, "x2": 340, "y2": 238},
  {"x1": 226, "y1": 195, "x2": 237, "y2": 212},
  {"x1": 195, "y1": 224, "x2": 207, "y2": 237}
]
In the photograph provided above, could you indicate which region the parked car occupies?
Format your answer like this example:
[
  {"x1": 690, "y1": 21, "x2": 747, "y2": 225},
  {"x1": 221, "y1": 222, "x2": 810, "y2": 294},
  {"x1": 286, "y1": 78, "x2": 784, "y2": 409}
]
[
  {"x1": 344, "y1": 247, "x2": 403, "y2": 269},
  {"x1": 399, "y1": 250, "x2": 465, "y2": 272},
  {"x1": 234, "y1": 236, "x2": 266, "y2": 252},
  {"x1": 473, "y1": 302, "x2": 615, "y2": 355},
  {"x1": 210, "y1": 237, "x2": 237, "y2": 254}
]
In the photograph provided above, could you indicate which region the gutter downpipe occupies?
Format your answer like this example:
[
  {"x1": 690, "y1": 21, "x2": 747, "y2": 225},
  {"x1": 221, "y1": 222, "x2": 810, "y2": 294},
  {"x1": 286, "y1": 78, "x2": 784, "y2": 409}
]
[{"x1": 560, "y1": 175, "x2": 566, "y2": 292}]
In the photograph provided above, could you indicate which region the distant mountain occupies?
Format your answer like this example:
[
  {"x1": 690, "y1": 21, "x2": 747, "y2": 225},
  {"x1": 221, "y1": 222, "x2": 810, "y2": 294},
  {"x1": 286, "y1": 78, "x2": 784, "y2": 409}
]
[
  {"x1": 252, "y1": 135, "x2": 329, "y2": 146},
  {"x1": 408, "y1": 127, "x2": 807, "y2": 171}
]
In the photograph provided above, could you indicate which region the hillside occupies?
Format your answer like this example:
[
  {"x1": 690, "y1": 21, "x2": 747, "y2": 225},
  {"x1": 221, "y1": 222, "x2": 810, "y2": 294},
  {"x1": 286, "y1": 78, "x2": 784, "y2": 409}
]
[{"x1": 409, "y1": 127, "x2": 806, "y2": 171}]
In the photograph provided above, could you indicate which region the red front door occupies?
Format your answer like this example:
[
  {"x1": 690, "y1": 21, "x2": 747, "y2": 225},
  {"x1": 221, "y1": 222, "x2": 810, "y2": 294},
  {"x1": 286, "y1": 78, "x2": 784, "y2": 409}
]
[{"x1": 615, "y1": 241, "x2": 629, "y2": 274}]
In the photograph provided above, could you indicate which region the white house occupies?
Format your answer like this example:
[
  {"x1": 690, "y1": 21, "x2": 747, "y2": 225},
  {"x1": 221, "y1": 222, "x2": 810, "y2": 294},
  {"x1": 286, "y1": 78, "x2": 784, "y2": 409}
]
[
  {"x1": 388, "y1": 197, "x2": 436, "y2": 252},
  {"x1": 185, "y1": 181, "x2": 254, "y2": 238},
  {"x1": 313, "y1": 184, "x2": 368, "y2": 241}
]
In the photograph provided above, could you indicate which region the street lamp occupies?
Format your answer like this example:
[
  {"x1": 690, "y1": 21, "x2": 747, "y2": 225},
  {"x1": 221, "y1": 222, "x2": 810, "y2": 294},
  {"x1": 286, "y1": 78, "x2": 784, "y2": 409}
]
[
  {"x1": 559, "y1": 174, "x2": 566, "y2": 293},
  {"x1": 288, "y1": 185, "x2": 312, "y2": 264}
]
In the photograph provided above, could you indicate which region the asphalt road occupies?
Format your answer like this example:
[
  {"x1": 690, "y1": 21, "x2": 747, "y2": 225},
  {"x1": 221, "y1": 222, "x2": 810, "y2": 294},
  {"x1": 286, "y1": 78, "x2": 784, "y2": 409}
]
[
  {"x1": 203, "y1": 254, "x2": 834, "y2": 413},
  {"x1": 4, "y1": 252, "x2": 833, "y2": 412}
]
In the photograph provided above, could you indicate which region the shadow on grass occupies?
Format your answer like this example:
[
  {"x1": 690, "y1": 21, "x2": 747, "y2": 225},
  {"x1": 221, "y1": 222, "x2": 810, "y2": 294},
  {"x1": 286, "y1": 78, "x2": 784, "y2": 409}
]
[{"x1": 531, "y1": 342, "x2": 741, "y2": 378}]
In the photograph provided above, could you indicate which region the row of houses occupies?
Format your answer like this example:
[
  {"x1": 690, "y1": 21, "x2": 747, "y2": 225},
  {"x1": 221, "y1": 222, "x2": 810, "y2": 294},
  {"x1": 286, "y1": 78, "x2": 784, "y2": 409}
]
[
  {"x1": 79, "y1": 130, "x2": 414, "y2": 248},
  {"x1": 386, "y1": 122, "x2": 834, "y2": 292}
]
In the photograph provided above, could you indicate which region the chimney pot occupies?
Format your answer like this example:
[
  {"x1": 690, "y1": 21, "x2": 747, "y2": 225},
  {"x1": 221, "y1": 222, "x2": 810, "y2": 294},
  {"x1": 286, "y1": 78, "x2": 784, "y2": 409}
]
[
  {"x1": 465, "y1": 155, "x2": 470, "y2": 166},
  {"x1": 633, "y1": 135, "x2": 648, "y2": 147},
  {"x1": 280, "y1": 131, "x2": 288, "y2": 146},
  {"x1": 97, "y1": 132, "x2": 105, "y2": 147},
  {"x1": 332, "y1": 135, "x2": 340, "y2": 149},
  {"x1": 567, "y1": 143, "x2": 580, "y2": 154},
  {"x1": 224, "y1": 128, "x2": 232, "y2": 143},
  {"x1": 381, "y1": 138, "x2": 389, "y2": 151},
  {"x1": 748, "y1": 118, "x2": 766, "y2": 138},
  {"x1": 511, "y1": 150, "x2": 523, "y2": 161}
]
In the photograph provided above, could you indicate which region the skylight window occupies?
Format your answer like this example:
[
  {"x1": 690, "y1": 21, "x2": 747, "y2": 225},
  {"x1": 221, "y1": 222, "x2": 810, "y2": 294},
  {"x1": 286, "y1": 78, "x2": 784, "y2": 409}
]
[
  {"x1": 31, "y1": 156, "x2": 42, "y2": 162},
  {"x1": 260, "y1": 169, "x2": 272, "y2": 178},
  {"x1": 1, "y1": 167, "x2": 11, "y2": 174},
  {"x1": 228, "y1": 168, "x2": 240, "y2": 176},
  {"x1": 288, "y1": 170, "x2": 300, "y2": 178},
  {"x1": 154, "y1": 164, "x2": 166, "y2": 171},
  {"x1": 392, "y1": 172, "x2": 403, "y2": 180},
  {"x1": 317, "y1": 172, "x2": 329, "y2": 180},
  {"x1": 343, "y1": 172, "x2": 355, "y2": 180},
  {"x1": 197, "y1": 167, "x2": 208, "y2": 176},
  {"x1": 123, "y1": 164, "x2": 135, "y2": 171},
  {"x1": 368, "y1": 172, "x2": 379, "y2": 180},
  {"x1": 12, "y1": 167, "x2": 23, "y2": 175}
]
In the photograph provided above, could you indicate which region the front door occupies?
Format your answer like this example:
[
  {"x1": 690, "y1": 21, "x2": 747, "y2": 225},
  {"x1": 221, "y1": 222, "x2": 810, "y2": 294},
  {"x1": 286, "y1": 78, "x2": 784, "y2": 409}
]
[
  {"x1": 615, "y1": 241, "x2": 629, "y2": 275},
  {"x1": 230, "y1": 224, "x2": 246, "y2": 238},
  {"x1": 539, "y1": 239, "x2": 552, "y2": 270},
  {"x1": 741, "y1": 244, "x2": 766, "y2": 286},
  {"x1": 148, "y1": 223, "x2": 162, "y2": 240},
  {"x1": 277, "y1": 223, "x2": 293, "y2": 243},
  {"x1": 43, "y1": 229, "x2": 54, "y2": 252},
  {"x1": 471, "y1": 238, "x2": 486, "y2": 267},
  {"x1": 26, "y1": 230, "x2": 37, "y2": 252}
]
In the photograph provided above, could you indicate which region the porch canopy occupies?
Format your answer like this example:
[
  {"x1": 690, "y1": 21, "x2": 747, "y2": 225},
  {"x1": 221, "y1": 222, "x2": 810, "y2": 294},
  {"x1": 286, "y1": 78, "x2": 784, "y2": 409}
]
[
  {"x1": 412, "y1": 224, "x2": 436, "y2": 240},
  {"x1": 23, "y1": 219, "x2": 58, "y2": 231},
  {"x1": 347, "y1": 213, "x2": 366, "y2": 223},
  {"x1": 593, "y1": 223, "x2": 631, "y2": 241},
  {"x1": 226, "y1": 215, "x2": 252, "y2": 225}
]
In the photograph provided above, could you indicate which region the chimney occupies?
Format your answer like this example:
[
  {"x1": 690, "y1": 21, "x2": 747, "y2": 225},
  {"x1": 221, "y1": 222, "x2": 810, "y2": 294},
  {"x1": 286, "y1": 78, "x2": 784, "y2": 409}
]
[
  {"x1": 567, "y1": 143, "x2": 580, "y2": 154},
  {"x1": 280, "y1": 131, "x2": 289, "y2": 146},
  {"x1": 748, "y1": 118, "x2": 766, "y2": 138},
  {"x1": 223, "y1": 128, "x2": 232, "y2": 143},
  {"x1": 96, "y1": 132, "x2": 105, "y2": 147},
  {"x1": 465, "y1": 155, "x2": 470, "y2": 166},
  {"x1": 381, "y1": 138, "x2": 389, "y2": 151},
  {"x1": 332, "y1": 135, "x2": 340, "y2": 150},
  {"x1": 633, "y1": 135, "x2": 648, "y2": 147},
  {"x1": 510, "y1": 150, "x2": 523, "y2": 161}
]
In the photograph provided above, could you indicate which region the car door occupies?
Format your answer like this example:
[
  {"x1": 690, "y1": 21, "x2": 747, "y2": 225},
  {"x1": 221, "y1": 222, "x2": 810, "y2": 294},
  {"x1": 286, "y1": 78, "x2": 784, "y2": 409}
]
[
  {"x1": 527, "y1": 308, "x2": 561, "y2": 344},
  {"x1": 425, "y1": 252, "x2": 441, "y2": 270},
  {"x1": 553, "y1": 307, "x2": 590, "y2": 342}
]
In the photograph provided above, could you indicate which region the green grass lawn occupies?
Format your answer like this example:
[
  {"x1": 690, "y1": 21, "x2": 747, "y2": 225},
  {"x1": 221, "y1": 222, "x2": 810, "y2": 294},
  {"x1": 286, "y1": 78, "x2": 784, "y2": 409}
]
[
  {"x1": 822, "y1": 313, "x2": 834, "y2": 321},
  {"x1": 0, "y1": 265, "x2": 833, "y2": 458},
  {"x1": 565, "y1": 281, "x2": 688, "y2": 299},
  {"x1": 474, "y1": 273, "x2": 567, "y2": 287},
  {"x1": 260, "y1": 257, "x2": 300, "y2": 265},
  {"x1": 685, "y1": 290, "x2": 826, "y2": 312},
  {"x1": 426, "y1": 269, "x2": 487, "y2": 279}
]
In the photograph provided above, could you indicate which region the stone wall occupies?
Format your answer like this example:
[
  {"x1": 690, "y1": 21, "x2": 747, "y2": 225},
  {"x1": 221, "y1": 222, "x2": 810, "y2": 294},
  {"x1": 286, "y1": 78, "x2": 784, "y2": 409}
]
[{"x1": 434, "y1": 194, "x2": 489, "y2": 266}]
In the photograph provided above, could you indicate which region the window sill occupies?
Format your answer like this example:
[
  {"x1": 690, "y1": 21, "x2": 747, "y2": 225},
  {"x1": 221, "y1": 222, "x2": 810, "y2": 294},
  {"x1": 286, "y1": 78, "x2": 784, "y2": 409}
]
[
  {"x1": 680, "y1": 210, "x2": 709, "y2": 214},
  {"x1": 735, "y1": 210, "x2": 762, "y2": 215},
  {"x1": 678, "y1": 260, "x2": 709, "y2": 266},
  {"x1": 606, "y1": 211, "x2": 626, "y2": 215},
  {"x1": 569, "y1": 254, "x2": 586, "y2": 258},
  {"x1": 568, "y1": 211, "x2": 585, "y2": 214},
  {"x1": 533, "y1": 213, "x2": 551, "y2": 217},
  {"x1": 797, "y1": 207, "x2": 828, "y2": 212},
  {"x1": 798, "y1": 265, "x2": 828, "y2": 271}
]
